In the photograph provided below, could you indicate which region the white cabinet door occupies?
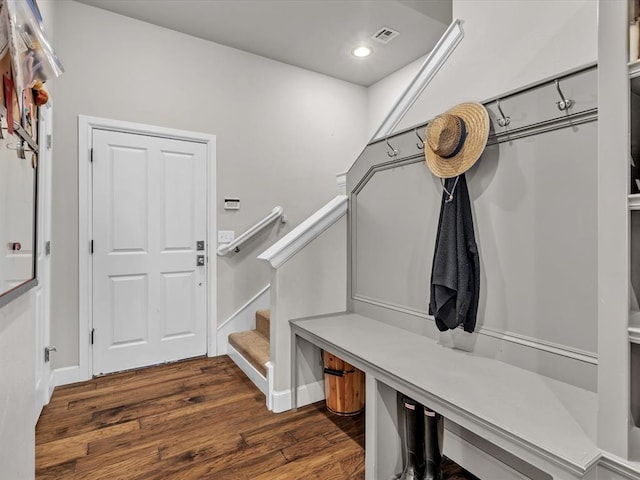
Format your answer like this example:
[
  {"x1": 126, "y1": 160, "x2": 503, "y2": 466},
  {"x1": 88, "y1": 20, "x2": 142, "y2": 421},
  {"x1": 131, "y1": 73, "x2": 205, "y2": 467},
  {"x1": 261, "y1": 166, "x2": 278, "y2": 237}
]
[{"x1": 92, "y1": 129, "x2": 207, "y2": 376}]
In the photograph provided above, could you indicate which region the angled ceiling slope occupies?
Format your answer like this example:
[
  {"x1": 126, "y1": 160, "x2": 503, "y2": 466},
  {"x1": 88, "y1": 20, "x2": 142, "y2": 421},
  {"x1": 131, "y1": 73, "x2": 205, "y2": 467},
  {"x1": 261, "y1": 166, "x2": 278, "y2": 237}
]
[{"x1": 73, "y1": 0, "x2": 452, "y2": 86}]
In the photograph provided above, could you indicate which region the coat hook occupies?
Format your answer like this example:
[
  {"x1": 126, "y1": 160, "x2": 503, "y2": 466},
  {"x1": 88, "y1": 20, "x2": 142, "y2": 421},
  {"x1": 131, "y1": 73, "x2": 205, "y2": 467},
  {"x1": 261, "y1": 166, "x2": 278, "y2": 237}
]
[
  {"x1": 386, "y1": 137, "x2": 398, "y2": 158},
  {"x1": 496, "y1": 99, "x2": 510, "y2": 127},
  {"x1": 414, "y1": 127, "x2": 424, "y2": 150},
  {"x1": 554, "y1": 79, "x2": 573, "y2": 111},
  {"x1": 7, "y1": 140, "x2": 26, "y2": 159}
]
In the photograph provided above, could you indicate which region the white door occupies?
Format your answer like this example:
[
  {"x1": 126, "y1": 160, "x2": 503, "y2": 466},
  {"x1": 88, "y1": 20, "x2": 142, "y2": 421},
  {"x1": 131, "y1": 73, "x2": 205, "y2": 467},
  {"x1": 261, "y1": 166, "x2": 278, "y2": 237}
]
[
  {"x1": 92, "y1": 129, "x2": 208, "y2": 376},
  {"x1": 34, "y1": 106, "x2": 53, "y2": 418}
]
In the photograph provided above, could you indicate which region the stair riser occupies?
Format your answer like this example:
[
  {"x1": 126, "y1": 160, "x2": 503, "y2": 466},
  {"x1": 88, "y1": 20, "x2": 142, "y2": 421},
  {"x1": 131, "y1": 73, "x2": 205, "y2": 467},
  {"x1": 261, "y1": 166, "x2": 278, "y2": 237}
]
[{"x1": 256, "y1": 310, "x2": 270, "y2": 341}]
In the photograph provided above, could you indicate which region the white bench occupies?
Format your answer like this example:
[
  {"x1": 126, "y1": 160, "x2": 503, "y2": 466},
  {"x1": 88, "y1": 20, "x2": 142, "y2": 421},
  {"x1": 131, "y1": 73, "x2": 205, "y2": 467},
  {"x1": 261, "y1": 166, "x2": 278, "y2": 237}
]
[{"x1": 290, "y1": 312, "x2": 600, "y2": 479}]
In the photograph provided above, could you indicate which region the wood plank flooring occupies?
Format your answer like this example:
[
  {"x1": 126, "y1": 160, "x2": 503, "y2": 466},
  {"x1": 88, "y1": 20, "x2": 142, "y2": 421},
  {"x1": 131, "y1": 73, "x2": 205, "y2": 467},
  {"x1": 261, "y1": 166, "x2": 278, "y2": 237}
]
[{"x1": 36, "y1": 355, "x2": 479, "y2": 479}]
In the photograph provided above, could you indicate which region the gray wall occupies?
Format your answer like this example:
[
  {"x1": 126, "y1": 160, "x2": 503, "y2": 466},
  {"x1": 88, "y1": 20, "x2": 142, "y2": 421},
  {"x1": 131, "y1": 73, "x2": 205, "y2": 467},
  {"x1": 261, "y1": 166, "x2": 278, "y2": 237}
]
[
  {"x1": 50, "y1": 0, "x2": 369, "y2": 367},
  {"x1": 349, "y1": 0, "x2": 599, "y2": 391},
  {"x1": 270, "y1": 216, "x2": 348, "y2": 397},
  {"x1": 371, "y1": 0, "x2": 597, "y2": 135}
]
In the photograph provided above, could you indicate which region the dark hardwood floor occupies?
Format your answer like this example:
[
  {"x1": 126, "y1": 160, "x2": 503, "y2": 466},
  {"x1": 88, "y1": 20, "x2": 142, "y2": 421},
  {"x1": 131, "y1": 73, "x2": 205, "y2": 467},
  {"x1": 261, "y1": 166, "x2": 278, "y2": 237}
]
[{"x1": 36, "y1": 355, "x2": 478, "y2": 479}]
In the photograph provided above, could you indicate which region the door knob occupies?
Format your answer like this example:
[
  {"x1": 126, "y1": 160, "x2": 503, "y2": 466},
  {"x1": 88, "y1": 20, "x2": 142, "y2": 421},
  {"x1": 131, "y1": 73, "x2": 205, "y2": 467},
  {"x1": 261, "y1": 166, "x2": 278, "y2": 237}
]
[{"x1": 196, "y1": 255, "x2": 205, "y2": 266}]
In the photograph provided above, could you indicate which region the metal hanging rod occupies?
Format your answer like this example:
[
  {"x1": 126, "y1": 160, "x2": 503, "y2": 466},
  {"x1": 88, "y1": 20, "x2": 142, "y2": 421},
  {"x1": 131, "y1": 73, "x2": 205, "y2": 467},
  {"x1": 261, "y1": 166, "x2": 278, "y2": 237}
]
[
  {"x1": 216, "y1": 206, "x2": 286, "y2": 256},
  {"x1": 371, "y1": 62, "x2": 597, "y2": 146},
  {"x1": 486, "y1": 108, "x2": 597, "y2": 146}
]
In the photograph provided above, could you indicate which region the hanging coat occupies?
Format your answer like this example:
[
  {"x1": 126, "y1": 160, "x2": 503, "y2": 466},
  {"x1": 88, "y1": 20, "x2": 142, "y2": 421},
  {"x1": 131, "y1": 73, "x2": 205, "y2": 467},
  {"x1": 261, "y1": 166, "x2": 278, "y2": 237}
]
[{"x1": 429, "y1": 174, "x2": 480, "y2": 332}]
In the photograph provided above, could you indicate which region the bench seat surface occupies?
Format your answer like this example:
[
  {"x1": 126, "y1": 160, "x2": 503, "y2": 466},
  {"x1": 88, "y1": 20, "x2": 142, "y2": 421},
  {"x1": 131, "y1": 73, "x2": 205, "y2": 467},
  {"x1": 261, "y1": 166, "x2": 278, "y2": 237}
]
[{"x1": 291, "y1": 312, "x2": 600, "y2": 472}]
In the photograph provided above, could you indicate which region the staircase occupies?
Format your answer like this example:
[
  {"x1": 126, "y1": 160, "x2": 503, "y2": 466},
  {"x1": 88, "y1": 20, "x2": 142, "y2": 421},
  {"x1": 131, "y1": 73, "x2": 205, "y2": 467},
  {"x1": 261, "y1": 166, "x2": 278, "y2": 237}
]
[{"x1": 228, "y1": 310, "x2": 271, "y2": 394}]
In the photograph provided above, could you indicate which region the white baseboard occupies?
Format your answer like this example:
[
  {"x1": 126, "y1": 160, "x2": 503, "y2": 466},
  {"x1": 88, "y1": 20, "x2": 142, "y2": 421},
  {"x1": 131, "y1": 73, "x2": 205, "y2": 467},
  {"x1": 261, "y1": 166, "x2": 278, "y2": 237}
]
[
  {"x1": 217, "y1": 285, "x2": 270, "y2": 355},
  {"x1": 53, "y1": 364, "x2": 87, "y2": 387},
  {"x1": 227, "y1": 344, "x2": 268, "y2": 396},
  {"x1": 266, "y1": 362, "x2": 274, "y2": 411},
  {"x1": 271, "y1": 380, "x2": 325, "y2": 413}
]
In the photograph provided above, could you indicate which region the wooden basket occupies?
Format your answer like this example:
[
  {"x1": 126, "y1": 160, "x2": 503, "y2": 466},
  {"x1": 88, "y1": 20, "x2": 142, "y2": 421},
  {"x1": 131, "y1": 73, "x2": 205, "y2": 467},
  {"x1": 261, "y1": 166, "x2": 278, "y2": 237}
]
[{"x1": 322, "y1": 350, "x2": 365, "y2": 416}]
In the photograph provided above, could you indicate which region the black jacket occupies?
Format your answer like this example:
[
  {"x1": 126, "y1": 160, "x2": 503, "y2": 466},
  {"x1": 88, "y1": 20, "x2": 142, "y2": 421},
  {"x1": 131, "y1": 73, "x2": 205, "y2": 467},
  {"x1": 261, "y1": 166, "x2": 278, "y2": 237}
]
[{"x1": 428, "y1": 174, "x2": 480, "y2": 332}]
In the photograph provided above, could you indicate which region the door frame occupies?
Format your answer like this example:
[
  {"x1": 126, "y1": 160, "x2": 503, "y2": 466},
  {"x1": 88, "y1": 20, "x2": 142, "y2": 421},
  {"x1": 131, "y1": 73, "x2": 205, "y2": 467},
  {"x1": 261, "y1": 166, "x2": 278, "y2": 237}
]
[{"x1": 78, "y1": 116, "x2": 217, "y2": 381}]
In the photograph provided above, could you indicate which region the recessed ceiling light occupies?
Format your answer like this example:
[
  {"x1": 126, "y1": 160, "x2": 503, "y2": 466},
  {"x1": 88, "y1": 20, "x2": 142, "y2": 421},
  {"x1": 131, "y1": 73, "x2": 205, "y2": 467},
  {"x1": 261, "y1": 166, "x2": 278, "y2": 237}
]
[{"x1": 352, "y1": 46, "x2": 373, "y2": 58}]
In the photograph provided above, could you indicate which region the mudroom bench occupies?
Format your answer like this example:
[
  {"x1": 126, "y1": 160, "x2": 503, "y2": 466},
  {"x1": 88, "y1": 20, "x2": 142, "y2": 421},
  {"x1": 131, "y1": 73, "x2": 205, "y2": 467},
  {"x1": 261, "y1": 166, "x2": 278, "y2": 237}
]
[{"x1": 290, "y1": 313, "x2": 600, "y2": 480}]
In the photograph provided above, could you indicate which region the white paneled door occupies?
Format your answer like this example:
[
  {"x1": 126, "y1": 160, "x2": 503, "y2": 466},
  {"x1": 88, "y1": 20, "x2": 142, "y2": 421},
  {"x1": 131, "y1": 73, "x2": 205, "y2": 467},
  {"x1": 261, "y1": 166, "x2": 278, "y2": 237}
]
[{"x1": 92, "y1": 129, "x2": 208, "y2": 376}]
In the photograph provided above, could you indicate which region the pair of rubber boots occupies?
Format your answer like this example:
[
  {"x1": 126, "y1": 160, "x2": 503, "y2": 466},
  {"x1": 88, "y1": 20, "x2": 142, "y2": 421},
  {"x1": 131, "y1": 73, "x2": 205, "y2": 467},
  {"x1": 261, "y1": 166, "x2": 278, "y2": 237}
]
[{"x1": 395, "y1": 394, "x2": 444, "y2": 480}]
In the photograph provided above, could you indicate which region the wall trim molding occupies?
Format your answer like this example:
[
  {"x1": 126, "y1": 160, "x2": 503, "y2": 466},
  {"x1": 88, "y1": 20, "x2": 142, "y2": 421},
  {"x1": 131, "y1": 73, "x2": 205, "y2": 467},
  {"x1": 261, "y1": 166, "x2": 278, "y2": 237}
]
[
  {"x1": 353, "y1": 295, "x2": 597, "y2": 365},
  {"x1": 371, "y1": 19, "x2": 464, "y2": 141},
  {"x1": 217, "y1": 285, "x2": 270, "y2": 332},
  {"x1": 53, "y1": 365, "x2": 83, "y2": 387},
  {"x1": 228, "y1": 344, "x2": 268, "y2": 396},
  {"x1": 271, "y1": 380, "x2": 325, "y2": 414},
  {"x1": 480, "y1": 326, "x2": 597, "y2": 365},
  {"x1": 266, "y1": 361, "x2": 274, "y2": 411},
  {"x1": 258, "y1": 195, "x2": 348, "y2": 269},
  {"x1": 216, "y1": 285, "x2": 270, "y2": 355},
  {"x1": 598, "y1": 454, "x2": 640, "y2": 479}
]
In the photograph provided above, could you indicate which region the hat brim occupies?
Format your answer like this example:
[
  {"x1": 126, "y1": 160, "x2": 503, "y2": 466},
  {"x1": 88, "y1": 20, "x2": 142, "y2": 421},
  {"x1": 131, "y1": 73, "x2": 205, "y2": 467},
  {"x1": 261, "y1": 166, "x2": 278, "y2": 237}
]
[{"x1": 424, "y1": 102, "x2": 490, "y2": 179}]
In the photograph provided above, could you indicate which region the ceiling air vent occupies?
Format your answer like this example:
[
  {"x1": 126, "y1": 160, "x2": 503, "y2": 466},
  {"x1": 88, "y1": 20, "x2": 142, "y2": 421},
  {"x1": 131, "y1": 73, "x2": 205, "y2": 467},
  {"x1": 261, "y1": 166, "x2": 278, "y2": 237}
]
[{"x1": 371, "y1": 27, "x2": 400, "y2": 44}]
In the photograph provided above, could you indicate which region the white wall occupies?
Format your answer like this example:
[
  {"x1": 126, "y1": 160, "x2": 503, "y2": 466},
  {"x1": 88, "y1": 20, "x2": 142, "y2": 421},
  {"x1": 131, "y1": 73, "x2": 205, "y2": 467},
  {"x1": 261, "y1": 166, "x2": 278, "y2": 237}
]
[
  {"x1": 366, "y1": 54, "x2": 425, "y2": 139},
  {"x1": 0, "y1": 2, "x2": 57, "y2": 478},
  {"x1": 269, "y1": 216, "x2": 347, "y2": 408},
  {"x1": 50, "y1": 1, "x2": 368, "y2": 368},
  {"x1": 0, "y1": 293, "x2": 36, "y2": 480},
  {"x1": 367, "y1": 0, "x2": 597, "y2": 135}
]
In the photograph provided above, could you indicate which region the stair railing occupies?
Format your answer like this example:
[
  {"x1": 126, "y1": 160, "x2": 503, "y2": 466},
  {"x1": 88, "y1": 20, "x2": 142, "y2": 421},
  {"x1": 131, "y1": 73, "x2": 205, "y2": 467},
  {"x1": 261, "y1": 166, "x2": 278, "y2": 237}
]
[{"x1": 217, "y1": 206, "x2": 285, "y2": 256}]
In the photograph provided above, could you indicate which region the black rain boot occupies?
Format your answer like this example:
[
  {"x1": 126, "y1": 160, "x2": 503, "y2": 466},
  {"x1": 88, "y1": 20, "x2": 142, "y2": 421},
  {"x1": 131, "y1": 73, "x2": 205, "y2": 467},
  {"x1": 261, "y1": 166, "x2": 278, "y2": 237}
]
[
  {"x1": 422, "y1": 408, "x2": 444, "y2": 480},
  {"x1": 395, "y1": 394, "x2": 425, "y2": 480}
]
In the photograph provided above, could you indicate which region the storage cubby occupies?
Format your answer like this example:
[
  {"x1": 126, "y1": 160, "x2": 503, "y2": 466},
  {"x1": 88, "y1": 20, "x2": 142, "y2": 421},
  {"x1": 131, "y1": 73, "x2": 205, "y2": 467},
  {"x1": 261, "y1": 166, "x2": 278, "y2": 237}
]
[
  {"x1": 629, "y1": 210, "x2": 640, "y2": 320},
  {"x1": 631, "y1": 200, "x2": 640, "y2": 453},
  {"x1": 630, "y1": 341, "x2": 640, "y2": 459},
  {"x1": 631, "y1": 343, "x2": 640, "y2": 426},
  {"x1": 630, "y1": 85, "x2": 640, "y2": 194},
  {"x1": 631, "y1": 12, "x2": 640, "y2": 440}
]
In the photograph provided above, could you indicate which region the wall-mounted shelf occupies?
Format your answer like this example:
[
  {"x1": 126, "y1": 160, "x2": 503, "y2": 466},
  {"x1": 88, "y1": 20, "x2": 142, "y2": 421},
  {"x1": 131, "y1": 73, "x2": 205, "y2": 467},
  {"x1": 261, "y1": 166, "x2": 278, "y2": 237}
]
[
  {"x1": 629, "y1": 194, "x2": 640, "y2": 209},
  {"x1": 630, "y1": 309, "x2": 640, "y2": 343},
  {"x1": 630, "y1": 60, "x2": 640, "y2": 79}
]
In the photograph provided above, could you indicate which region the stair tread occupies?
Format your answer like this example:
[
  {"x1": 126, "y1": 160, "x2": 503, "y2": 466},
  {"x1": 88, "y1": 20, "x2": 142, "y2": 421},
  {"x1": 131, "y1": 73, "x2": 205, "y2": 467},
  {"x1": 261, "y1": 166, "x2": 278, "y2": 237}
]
[{"x1": 229, "y1": 330, "x2": 270, "y2": 377}]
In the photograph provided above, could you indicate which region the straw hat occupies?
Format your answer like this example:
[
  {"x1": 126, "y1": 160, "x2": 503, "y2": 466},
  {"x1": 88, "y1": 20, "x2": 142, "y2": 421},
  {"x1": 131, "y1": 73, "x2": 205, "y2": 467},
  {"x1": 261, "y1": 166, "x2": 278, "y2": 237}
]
[{"x1": 424, "y1": 102, "x2": 490, "y2": 178}]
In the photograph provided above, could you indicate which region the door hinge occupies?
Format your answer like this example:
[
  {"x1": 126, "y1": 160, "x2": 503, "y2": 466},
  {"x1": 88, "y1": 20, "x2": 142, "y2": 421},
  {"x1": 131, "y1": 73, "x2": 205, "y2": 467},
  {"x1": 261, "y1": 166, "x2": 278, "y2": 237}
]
[
  {"x1": 44, "y1": 346, "x2": 56, "y2": 362},
  {"x1": 46, "y1": 134, "x2": 52, "y2": 150},
  {"x1": 90, "y1": 148, "x2": 93, "y2": 162},
  {"x1": 91, "y1": 328, "x2": 95, "y2": 345},
  {"x1": 45, "y1": 240, "x2": 51, "y2": 256},
  {"x1": 90, "y1": 240, "x2": 94, "y2": 254}
]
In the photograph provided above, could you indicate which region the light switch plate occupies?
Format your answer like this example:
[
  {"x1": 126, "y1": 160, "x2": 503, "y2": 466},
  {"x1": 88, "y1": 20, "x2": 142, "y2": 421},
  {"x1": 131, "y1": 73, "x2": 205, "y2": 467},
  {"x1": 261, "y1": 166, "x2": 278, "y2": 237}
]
[{"x1": 218, "y1": 230, "x2": 235, "y2": 243}]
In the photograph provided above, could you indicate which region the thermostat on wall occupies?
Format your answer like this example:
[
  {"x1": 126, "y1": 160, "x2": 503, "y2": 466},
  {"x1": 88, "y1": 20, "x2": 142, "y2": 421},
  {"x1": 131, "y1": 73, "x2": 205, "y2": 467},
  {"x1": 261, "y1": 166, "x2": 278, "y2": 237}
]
[{"x1": 224, "y1": 197, "x2": 240, "y2": 210}]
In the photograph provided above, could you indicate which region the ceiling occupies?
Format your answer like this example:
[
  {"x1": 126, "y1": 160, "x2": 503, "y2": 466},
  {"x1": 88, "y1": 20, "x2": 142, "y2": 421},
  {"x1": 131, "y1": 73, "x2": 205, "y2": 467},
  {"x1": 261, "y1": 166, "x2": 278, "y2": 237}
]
[{"x1": 73, "y1": 0, "x2": 452, "y2": 87}]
